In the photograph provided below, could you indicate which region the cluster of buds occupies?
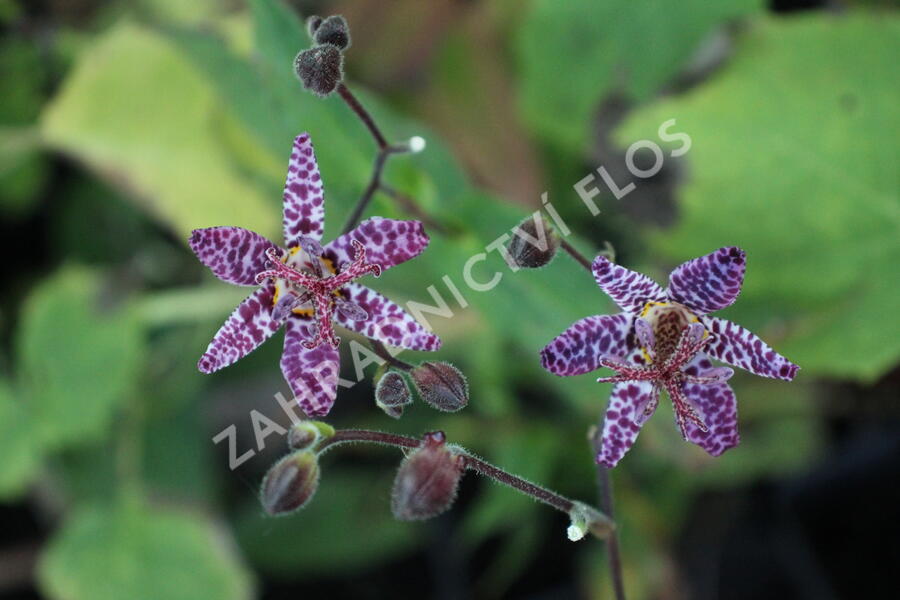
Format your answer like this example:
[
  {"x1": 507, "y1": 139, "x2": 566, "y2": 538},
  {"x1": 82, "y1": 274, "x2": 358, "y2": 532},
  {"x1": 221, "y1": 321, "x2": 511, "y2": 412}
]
[
  {"x1": 294, "y1": 15, "x2": 352, "y2": 96},
  {"x1": 374, "y1": 362, "x2": 469, "y2": 418}
]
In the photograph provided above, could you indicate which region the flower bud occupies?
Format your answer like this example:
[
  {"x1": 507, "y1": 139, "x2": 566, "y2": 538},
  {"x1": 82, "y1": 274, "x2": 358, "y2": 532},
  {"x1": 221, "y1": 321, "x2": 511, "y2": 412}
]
[
  {"x1": 410, "y1": 362, "x2": 468, "y2": 412},
  {"x1": 313, "y1": 15, "x2": 351, "y2": 51},
  {"x1": 306, "y1": 15, "x2": 323, "y2": 37},
  {"x1": 507, "y1": 214, "x2": 560, "y2": 268},
  {"x1": 567, "y1": 501, "x2": 614, "y2": 541},
  {"x1": 260, "y1": 451, "x2": 320, "y2": 516},
  {"x1": 376, "y1": 371, "x2": 412, "y2": 419},
  {"x1": 287, "y1": 420, "x2": 334, "y2": 451},
  {"x1": 391, "y1": 432, "x2": 464, "y2": 521},
  {"x1": 294, "y1": 45, "x2": 343, "y2": 97}
]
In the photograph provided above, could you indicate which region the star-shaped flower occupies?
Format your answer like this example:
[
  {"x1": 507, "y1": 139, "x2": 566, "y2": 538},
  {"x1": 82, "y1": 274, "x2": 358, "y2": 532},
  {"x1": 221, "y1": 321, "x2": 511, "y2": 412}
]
[
  {"x1": 541, "y1": 247, "x2": 798, "y2": 467},
  {"x1": 190, "y1": 133, "x2": 440, "y2": 416}
]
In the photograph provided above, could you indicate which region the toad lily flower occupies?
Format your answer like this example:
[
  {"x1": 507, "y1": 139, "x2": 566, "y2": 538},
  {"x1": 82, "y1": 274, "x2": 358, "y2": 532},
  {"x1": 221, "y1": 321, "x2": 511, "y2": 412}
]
[
  {"x1": 190, "y1": 133, "x2": 440, "y2": 416},
  {"x1": 541, "y1": 247, "x2": 798, "y2": 467}
]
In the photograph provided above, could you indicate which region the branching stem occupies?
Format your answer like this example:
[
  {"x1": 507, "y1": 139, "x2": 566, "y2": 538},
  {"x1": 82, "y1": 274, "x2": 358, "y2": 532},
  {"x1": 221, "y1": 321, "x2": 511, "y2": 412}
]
[{"x1": 317, "y1": 429, "x2": 604, "y2": 522}]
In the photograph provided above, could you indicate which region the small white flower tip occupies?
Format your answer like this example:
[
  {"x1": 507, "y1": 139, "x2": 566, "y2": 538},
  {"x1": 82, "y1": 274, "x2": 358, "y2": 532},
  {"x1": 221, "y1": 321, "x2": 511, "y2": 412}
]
[
  {"x1": 408, "y1": 136, "x2": 426, "y2": 153},
  {"x1": 567, "y1": 524, "x2": 586, "y2": 542}
]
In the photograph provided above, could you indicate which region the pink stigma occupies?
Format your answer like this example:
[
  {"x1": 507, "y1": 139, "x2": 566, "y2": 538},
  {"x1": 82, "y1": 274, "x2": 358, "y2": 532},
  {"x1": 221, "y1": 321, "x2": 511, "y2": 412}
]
[
  {"x1": 256, "y1": 239, "x2": 382, "y2": 349},
  {"x1": 596, "y1": 322, "x2": 731, "y2": 437}
]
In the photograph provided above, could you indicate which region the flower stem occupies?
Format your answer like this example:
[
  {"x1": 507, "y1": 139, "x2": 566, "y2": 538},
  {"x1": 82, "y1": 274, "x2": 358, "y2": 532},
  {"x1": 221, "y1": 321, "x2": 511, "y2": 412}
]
[
  {"x1": 560, "y1": 239, "x2": 594, "y2": 272},
  {"x1": 316, "y1": 429, "x2": 608, "y2": 524},
  {"x1": 563, "y1": 235, "x2": 627, "y2": 596},
  {"x1": 370, "y1": 338, "x2": 415, "y2": 372},
  {"x1": 337, "y1": 83, "x2": 388, "y2": 150},
  {"x1": 341, "y1": 144, "x2": 407, "y2": 235},
  {"x1": 592, "y1": 431, "x2": 627, "y2": 600}
]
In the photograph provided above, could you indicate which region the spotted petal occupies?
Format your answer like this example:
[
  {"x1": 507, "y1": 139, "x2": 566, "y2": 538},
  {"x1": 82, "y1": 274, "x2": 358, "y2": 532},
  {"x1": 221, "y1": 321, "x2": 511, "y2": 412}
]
[
  {"x1": 592, "y1": 256, "x2": 666, "y2": 314},
  {"x1": 198, "y1": 285, "x2": 280, "y2": 373},
  {"x1": 680, "y1": 354, "x2": 740, "y2": 456},
  {"x1": 334, "y1": 283, "x2": 441, "y2": 351},
  {"x1": 189, "y1": 227, "x2": 278, "y2": 286},
  {"x1": 667, "y1": 246, "x2": 745, "y2": 315},
  {"x1": 541, "y1": 313, "x2": 637, "y2": 376},
  {"x1": 597, "y1": 382, "x2": 658, "y2": 468},
  {"x1": 324, "y1": 218, "x2": 429, "y2": 274},
  {"x1": 281, "y1": 318, "x2": 340, "y2": 417},
  {"x1": 283, "y1": 133, "x2": 326, "y2": 246},
  {"x1": 704, "y1": 317, "x2": 799, "y2": 380}
]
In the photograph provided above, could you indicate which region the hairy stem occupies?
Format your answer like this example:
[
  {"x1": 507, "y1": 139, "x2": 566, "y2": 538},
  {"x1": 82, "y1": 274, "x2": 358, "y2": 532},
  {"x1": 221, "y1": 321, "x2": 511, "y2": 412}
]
[{"x1": 317, "y1": 429, "x2": 604, "y2": 523}]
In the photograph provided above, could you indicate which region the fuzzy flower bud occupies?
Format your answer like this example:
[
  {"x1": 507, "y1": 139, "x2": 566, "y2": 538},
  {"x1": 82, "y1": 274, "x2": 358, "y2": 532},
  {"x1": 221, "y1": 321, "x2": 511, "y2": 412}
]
[
  {"x1": 567, "y1": 501, "x2": 614, "y2": 541},
  {"x1": 287, "y1": 420, "x2": 334, "y2": 451},
  {"x1": 376, "y1": 371, "x2": 412, "y2": 419},
  {"x1": 410, "y1": 362, "x2": 469, "y2": 412},
  {"x1": 507, "y1": 213, "x2": 560, "y2": 268},
  {"x1": 313, "y1": 15, "x2": 351, "y2": 50},
  {"x1": 294, "y1": 45, "x2": 343, "y2": 97},
  {"x1": 306, "y1": 15, "x2": 323, "y2": 37},
  {"x1": 391, "y1": 431, "x2": 464, "y2": 521},
  {"x1": 260, "y1": 451, "x2": 320, "y2": 516}
]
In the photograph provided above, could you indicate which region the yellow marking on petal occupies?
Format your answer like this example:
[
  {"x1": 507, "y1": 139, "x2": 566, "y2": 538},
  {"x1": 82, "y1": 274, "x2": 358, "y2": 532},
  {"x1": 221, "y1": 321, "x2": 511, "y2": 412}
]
[
  {"x1": 289, "y1": 246, "x2": 300, "y2": 256},
  {"x1": 292, "y1": 307, "x2": 314, "y2": 317},
  {"x1": 640, "y1": 301, "x2": 668, "y2": 317},
  {"x1": 321, "y1": 256, "x2": 337, "y2": 274},
  {"x1": 272, "y1": 286, "x2": 280, "y2": 305}
]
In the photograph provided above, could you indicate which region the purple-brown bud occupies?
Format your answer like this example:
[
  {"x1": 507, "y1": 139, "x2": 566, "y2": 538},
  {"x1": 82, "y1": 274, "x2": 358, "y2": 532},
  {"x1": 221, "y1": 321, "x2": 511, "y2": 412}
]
[
  {"x1": 313, "y1": 15, "x2": 351, "y2": 50},
  {"x1": 260, "y1": 451, "x2": 320, "y2": 516},
  {"x1": 294, "y1": 45, "x2": 343, "y2": 97},
  {"x1": 375, "y1": 371, "x2": 412, "y2": 419},
  {"x1": 391, "y1": 432, "x2": 464, "y2": 521},
  {"x1": 507, "y1": 214, "x2": 560, "y2": 268},
  {"x1": 306, "y1": 15, "x2": 323, "y2": 37},
  {"x1": 410, "y1": 362, "x2": 468, "y2": 412}
]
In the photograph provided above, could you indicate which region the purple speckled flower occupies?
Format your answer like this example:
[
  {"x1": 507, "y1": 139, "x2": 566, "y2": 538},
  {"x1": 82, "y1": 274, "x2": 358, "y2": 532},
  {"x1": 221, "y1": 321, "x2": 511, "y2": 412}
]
[
  {"x1": 190, "y1": 133, "x2": 440, "y2": 416},
  {"x1": 541, "y1": 247, "x2": 798, "y2": 467}
]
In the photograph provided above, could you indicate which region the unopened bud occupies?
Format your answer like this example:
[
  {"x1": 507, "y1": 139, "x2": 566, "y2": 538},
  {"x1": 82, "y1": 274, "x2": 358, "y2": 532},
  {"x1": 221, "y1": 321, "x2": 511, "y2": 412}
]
[
  {"x1": 410, "y1": 362, "x2": 468, "y2": 412},
  {"x1": 507, "y1": 214, "x2": 560, "y2": 268},
  {"x1": 294, "y1": 45, "x2": 343, "y2": 97},
  {"x1": 391, "y1": 431, "x2": 464, "y2": 520},
  {"x1": 260, "y1": 451, "x2": 320, "y2": 516},
  {"x1": 567, "y1": 501, "x2": 614, "y2": 541},
  {"x1": 306, "y1": 15, "x2": 323, "y2": 37},
  {"x1": 313, "y1": 15, "x2": 351, "y2": 50},
  {"x1": 376, "y1": 371, "x2": 412, "y2": 419},
  {"x1": 287, "y1": 420, "x2": 334, "y2": 450}
]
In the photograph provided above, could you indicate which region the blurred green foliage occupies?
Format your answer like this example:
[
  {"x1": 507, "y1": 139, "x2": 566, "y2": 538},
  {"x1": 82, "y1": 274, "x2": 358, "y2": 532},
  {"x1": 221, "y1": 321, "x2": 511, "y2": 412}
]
[{"x1": 0, "y1": 0, "x2": 895, "y2": 598}]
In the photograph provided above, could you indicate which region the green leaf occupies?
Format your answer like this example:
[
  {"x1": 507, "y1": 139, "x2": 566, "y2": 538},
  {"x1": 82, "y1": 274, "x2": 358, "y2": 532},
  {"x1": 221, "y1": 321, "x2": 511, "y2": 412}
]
[
  {"x1": 616, "y1": 14, "x2": 900, "y2": 381},
  {"x1": 18, "y1": 268, "x2": 143, "y2": 448},
  {"x1": 0, "y1": 379, "x2": 41, "y2": 500},
  {"x1": 517, "y1": 0, "x2": 762, "y2": 150},
  {"x1": 40, "y1": 22, "x2": 278, "y2": 240},
  {"x1": 38, "y1": 502, "x2": 253, "y2": 600}
]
